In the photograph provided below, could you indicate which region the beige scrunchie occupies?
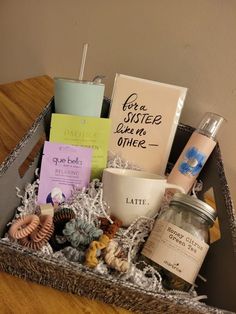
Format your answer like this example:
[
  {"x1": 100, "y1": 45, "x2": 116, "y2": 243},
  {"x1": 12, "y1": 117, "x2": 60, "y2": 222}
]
[{"x1": 8, "y1": 215, "x2": 40, "y2": 239}]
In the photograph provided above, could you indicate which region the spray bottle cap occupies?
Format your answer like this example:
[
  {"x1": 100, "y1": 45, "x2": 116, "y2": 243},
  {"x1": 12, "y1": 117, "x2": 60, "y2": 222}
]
[{"x1": 197, "y1": 112, "x2": 225, "y2": 140}]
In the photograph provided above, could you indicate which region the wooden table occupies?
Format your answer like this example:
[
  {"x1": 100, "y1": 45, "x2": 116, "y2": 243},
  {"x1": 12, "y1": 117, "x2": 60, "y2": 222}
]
[{"x1": 0, "y1": 76, "x2": 130, "y2": 314}]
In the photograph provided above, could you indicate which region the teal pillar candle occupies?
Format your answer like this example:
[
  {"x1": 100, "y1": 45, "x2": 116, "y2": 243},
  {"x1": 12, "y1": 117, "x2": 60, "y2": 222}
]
[{"x1": 54, "y1": 78, "x2": 105, "y2": 117}]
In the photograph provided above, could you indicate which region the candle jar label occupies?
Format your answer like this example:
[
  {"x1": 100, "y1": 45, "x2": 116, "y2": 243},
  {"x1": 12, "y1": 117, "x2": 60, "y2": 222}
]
[{"x1": 142, "y1": 219, "x2": 209, "y2": 284}]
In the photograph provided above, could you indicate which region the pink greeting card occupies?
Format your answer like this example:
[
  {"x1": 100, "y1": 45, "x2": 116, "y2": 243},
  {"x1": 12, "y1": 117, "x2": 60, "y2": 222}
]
[
  {"x1": 37, "y1": 141, "x2": 92, "y2": 205},
  {"x1": 109, "y1": 74, "x2": 187, "y2": 175}
]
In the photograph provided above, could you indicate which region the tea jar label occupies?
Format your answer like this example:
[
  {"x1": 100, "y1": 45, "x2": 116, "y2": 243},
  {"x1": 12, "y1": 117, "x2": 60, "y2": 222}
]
[{"x1": 142, "y1": 219, "x2": 209, "y2": 284}]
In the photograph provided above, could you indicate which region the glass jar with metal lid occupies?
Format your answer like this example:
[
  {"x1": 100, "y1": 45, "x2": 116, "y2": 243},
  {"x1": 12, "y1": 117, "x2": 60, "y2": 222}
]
[{"x1": 142, "y1": 192, "x2": 217, "y2": 291}]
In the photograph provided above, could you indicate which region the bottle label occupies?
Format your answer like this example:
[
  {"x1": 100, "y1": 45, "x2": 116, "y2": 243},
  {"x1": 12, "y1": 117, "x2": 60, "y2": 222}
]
[
  {"x1": 142, "y1": 220, "x2": 209, "y2": 284},
  {"x1": 167, "y1": 132, "x2": 216, "y2": 193},
  {"x1": 178, "y1": 146, "x2": 206, "y2": 176}
]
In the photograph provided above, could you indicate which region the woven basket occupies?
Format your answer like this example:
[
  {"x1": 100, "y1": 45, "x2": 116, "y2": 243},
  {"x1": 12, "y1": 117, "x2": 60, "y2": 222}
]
[{"x1": 0, "y1": 99, "x2": 235, "y2": 313}]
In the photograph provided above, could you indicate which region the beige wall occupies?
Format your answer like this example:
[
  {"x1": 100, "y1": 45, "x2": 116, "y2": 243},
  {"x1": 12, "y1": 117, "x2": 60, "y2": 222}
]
[{"x1": 0, "y1": 0, "x2": 235, "y2": 203}]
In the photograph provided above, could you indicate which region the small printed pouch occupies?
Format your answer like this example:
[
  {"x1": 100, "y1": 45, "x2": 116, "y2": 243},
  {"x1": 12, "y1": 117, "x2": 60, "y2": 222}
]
[{"x1": 37, "y1": 141, "x2": 92, "y2": 205}]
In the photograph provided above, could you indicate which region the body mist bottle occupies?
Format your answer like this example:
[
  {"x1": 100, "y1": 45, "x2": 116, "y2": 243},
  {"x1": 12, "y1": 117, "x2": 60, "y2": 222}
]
[{"x1": 167, "y1": 112, "x2": 225, "y2": 193}]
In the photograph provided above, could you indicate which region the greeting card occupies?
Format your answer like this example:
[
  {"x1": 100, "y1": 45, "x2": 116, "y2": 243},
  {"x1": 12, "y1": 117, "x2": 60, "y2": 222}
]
[
  {"x1": 49, "y1": 114, "x2": 111, "y2": 178},
  {"x1": 109, "y1": 74, "x2": 187, "y2": 175},
  {"x1": 37, "y1": 141, "x2": 92, "y2": 205}
]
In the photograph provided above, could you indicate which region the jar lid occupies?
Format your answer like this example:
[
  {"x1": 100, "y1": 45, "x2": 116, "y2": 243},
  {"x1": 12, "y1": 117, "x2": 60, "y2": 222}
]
[
  {"x1": 170, "y1": 193, "x2": 217, "y2": 224},
  {"x1": 54, "y1": 77, "x2": 104, "y2": 86}
]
